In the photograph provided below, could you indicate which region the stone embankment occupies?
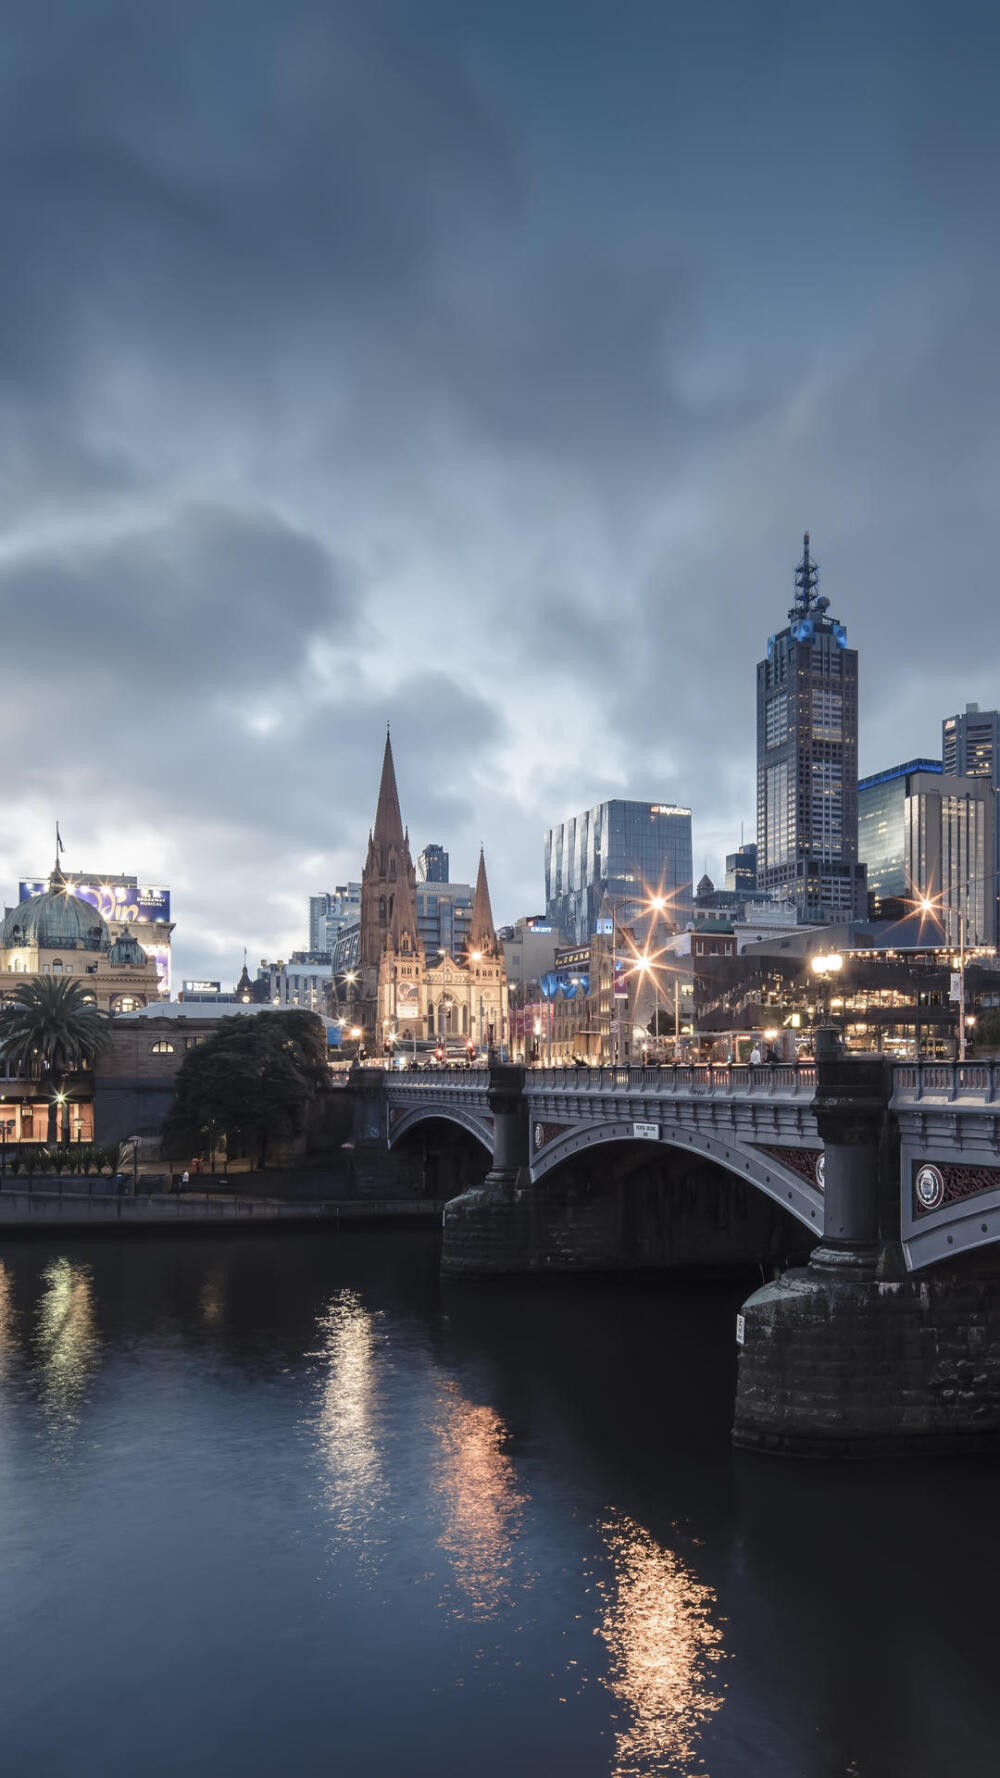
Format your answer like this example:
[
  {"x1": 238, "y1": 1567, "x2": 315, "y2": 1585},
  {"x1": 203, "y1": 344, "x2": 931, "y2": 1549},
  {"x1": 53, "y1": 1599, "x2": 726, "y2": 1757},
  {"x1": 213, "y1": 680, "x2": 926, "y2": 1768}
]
[{"x1": 0, "y1": 1187, "x2": 445, "y2": 1229}]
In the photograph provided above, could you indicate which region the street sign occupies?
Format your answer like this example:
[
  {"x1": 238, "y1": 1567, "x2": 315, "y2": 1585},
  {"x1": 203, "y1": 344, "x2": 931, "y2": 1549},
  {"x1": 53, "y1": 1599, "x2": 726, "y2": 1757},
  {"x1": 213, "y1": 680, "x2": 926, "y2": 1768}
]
[
  {"x1": 633, "y1": 1121, "x2": 659, "y2": 1140},
  {"x1": 736, "y1": 1314, "x2": 745, "y2": 1346}
]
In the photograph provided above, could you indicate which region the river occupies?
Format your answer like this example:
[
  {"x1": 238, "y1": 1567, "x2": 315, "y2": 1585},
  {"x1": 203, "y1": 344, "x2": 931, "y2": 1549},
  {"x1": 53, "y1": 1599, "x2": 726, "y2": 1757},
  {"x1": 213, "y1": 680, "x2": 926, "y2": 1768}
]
[{"x1": 0, "y1": 1228, "x2": 996, "y2": 1776}]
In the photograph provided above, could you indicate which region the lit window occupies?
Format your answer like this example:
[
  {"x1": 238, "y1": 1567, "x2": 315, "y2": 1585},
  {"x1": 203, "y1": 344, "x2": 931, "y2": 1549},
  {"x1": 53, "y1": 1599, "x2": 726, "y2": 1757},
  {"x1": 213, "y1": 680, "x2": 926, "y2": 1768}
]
[{"x1": 151, "y1": 1041, "x2": 175, "y2": 1054}]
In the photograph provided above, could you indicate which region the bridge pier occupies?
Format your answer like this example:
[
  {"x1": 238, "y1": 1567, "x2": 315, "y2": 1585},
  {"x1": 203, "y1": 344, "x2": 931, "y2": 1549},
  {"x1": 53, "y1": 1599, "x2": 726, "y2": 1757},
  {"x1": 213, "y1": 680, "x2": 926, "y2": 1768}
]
[
  {"x1": 733, "y1": 1042, "x2": 1000, "y2": 1456},
  {"x1": 440, "y1": 1065, "x2": 535, "y2": 1275}
]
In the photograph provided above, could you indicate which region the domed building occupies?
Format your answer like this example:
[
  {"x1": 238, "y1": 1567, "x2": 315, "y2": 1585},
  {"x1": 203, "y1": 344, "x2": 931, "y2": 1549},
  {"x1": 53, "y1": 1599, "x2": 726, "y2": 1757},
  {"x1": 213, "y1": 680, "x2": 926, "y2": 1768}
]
[
  {"x1": 0, "y1": 861, "x2": 165, "y2": 1148},
  {"x1": 2, "y1": 862, "x2": 159, "y2": 1009}
]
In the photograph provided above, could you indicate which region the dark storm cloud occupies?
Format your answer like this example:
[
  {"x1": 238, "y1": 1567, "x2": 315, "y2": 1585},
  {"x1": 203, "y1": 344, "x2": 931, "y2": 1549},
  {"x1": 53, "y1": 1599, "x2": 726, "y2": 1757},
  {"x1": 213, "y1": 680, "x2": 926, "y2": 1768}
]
[
  {"x1": 0, "y1": 503, "x2": 355, "y2": 694},
  {"x1": 3, "y1": 0, "x2": 1000, "y2": 971}
]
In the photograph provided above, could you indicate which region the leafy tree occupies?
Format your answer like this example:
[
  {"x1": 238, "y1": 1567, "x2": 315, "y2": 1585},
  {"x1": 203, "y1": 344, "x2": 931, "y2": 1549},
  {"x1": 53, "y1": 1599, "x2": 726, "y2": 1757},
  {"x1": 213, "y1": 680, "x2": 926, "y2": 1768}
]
[
  {"x1": 0, "y1": 978, "x2": 112, "y2": 1142},
  {"x1": 161, "y1": 1010, "x2": 329, "y2": 1168},
  {"x1": 972, "y1": 1009, "x2": 1000, "y2": 1053}
]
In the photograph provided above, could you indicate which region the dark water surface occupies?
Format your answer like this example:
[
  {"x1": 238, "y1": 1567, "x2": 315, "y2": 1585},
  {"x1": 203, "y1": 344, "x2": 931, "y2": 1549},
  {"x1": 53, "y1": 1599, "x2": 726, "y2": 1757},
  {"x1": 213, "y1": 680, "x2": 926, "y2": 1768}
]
[{"x1": 0, "y1": 1229, "x2": 997, "y2": 1777}]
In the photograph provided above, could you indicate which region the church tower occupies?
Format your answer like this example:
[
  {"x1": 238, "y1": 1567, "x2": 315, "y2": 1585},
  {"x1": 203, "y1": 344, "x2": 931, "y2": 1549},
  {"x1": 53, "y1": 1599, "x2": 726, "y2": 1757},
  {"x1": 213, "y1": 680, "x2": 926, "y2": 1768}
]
[
  {"x1": 359, "y1": 730, "x2": 422, "y2": 1047},
  {"x1": 461, "y1": 848, "x2": 507, "y2": 1054}
]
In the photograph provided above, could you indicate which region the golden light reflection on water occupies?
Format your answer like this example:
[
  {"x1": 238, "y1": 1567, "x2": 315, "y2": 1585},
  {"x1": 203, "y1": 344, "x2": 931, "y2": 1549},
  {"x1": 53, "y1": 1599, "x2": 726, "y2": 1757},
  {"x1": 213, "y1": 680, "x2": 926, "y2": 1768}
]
[
  {"x1": 199, "y1": 1267, "x2": 226, "y2": 1325},
  {"x1": 0, "y1": 1262, "x2": 16, "y2": 1384},
  {"x1": 432, "y1": 1380, "x2": 526, "y2": 1620},
  {"x1": 595, "y1": 1513, "x2": 725, "y2": 1776},
  {"x1": 33, "y1": 1257, "x2": 100, "y2": 1434},
  {"x1": 315, "y1": 1290, "x2": 386, "y2": 1557}
]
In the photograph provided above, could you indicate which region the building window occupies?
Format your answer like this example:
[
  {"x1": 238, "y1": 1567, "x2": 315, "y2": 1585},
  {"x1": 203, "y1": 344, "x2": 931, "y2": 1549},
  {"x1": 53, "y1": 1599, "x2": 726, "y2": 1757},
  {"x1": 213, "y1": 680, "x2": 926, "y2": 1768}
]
[
  {"x1": 51, "y1": 959, "x2": 63, "y2": 973},
  {"x1": 151, "y1": 1040, "x2": 175, "y2": 1054},
  {"x1": 765, "y1": 694, "x2": 788, "y2": 749}
]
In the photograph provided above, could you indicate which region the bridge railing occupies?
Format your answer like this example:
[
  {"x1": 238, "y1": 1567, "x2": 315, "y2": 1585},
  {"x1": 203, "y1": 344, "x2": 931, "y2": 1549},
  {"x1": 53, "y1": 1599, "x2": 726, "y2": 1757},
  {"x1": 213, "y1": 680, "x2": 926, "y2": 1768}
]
[
  {"x1": 526, "y1": 1063, "x2": 817, "y2": 1096},
  {"x1": 383, "y1": 1063, "x2": 818, "y2": 1097},
  {"x1": 892, "y1": 1061, "x2": 1000, "y2": 1104}
]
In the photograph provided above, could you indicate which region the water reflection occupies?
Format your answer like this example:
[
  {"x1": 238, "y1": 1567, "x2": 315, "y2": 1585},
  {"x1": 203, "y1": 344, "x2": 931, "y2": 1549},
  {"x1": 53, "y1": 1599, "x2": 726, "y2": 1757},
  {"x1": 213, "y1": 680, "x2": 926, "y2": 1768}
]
[
  {"x1": 199, "y1": 1265, "x2": 226, "y2": 1326},
  {"x1": 594, "y1": 1512, "x2": 725, "y2": 1776},
  {"x1": 33, "y1": 1257, "x2": 100, "y2": 1437},
  {"x1": 0, "y1": 1261, "x2": 17, "y2": 1384},
  {"x1": 432, "y1": 1380, "x2": 526, "y2": 1620},
  {"x1": 314, "y1": 1290, "x2": 387, "y2": 1565}
]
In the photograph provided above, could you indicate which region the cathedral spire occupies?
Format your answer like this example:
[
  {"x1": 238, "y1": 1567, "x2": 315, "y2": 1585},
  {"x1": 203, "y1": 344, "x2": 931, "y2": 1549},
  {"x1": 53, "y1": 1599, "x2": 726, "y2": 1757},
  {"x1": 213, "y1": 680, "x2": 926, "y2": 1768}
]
[
  {"x1": 388, "y1": 857, "x2": 420, "y2": 952},
  {"x1": 468, "y1": 848, "x2": 498, "y2": 954},
  {"x1": 372, "y1": 728, "x2": 405, "y2": 858}
]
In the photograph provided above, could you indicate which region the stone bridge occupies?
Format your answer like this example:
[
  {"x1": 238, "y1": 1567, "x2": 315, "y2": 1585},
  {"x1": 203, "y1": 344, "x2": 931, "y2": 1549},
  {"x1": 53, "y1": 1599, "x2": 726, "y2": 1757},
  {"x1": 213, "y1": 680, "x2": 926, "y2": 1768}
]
[
  {"x1": 369, "y1": 1050, "x2": 1000, "y2": 1456},
  {"x1": 385, "y1": 1057, "x2": 1000, "y2": 1272}
]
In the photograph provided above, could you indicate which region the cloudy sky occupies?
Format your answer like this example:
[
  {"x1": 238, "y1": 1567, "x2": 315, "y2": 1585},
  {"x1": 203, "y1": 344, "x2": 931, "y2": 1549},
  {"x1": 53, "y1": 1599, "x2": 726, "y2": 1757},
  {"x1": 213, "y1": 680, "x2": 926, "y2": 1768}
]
[{"x1": 3, "y1": 0, "x2": 999, "y2": 980}]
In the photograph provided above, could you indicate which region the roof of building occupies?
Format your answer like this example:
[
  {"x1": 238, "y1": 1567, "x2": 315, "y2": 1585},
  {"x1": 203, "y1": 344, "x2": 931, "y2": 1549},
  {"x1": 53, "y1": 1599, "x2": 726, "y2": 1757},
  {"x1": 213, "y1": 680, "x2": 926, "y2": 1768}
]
[
  {"x1": 2, "y1": 869, "x2": 112, "y2": 953},
  {"x1": 117, "y1": 1003, "x2": 337, "y2": 1029},
  {"x1": 108, "y1": 930, "x2": 149, "y2": 967}
]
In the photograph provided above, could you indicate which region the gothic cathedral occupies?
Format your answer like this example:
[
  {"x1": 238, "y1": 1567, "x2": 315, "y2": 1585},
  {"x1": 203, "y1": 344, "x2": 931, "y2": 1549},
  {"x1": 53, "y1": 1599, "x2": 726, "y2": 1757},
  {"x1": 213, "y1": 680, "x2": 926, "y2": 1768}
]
[{"x1": 357, "y1": 732, "x2": 507, "y2": 1056}]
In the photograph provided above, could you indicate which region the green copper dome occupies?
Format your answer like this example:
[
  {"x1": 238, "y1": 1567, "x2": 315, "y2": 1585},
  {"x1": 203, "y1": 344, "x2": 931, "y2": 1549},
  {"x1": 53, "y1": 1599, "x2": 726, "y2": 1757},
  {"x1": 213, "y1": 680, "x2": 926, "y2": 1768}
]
[
  {"x1": 108, "y1": 930, "x2": 148, "y2": 967},
  {"x1": 2, "y1": 872, "x2": 111, "y2": 953}
]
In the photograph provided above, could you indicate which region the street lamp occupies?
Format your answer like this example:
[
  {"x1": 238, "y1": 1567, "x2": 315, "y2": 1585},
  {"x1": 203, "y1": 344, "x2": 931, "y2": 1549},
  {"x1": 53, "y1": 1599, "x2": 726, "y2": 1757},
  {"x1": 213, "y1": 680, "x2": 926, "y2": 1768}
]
[
  {"x1": 811, "y1": 953, "x2": 844, "y2": 1027},
  {"x1": 603, "y1": 886, "x2": 684, "y2": 1065},
  {"x1": 920, "y1": 896, "x2": 969, "y2": 1060}
]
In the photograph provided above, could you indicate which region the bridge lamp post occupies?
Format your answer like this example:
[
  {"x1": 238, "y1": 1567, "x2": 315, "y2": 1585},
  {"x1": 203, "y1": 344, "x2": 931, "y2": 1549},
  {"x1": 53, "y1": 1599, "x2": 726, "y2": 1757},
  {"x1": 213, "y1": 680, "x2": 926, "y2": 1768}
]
[
  {"x1": 629, "y1": 952, "x2": 660, "y2": 1056},
  {"x1": 811, "y1": 953, "x2": 843, "y2": 1031},
  {"x1": 919, "y1": 896, "x2": 968, "y2": 1062},
  {"x1": 604, "y1": 888, "x2": 679, "y2": 1065}
]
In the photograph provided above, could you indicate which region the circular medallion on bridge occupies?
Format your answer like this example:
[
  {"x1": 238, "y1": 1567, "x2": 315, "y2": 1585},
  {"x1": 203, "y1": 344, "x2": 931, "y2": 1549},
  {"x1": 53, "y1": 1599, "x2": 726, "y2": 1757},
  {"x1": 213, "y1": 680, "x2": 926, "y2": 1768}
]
[
  {"x1": 815, "y1": 1153, "x2": 825, "y2": 1190},
  {"x1": 915, "y1": 1164, "x2": 945, "y2": 1211},
  {"x1": 534, "y1": 1122, "x2": 545, "y2": 1151}
]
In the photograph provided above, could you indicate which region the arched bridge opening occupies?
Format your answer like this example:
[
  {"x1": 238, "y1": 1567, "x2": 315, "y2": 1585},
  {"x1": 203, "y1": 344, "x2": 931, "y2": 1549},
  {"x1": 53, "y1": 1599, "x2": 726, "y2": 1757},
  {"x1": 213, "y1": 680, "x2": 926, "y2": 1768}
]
[
  {"x1": 534, "y1": 1137, "x2": 816, "y2": 1277},
  {"x1": 388, "y1": 1112, "x2": 491, "y2": 1202}
]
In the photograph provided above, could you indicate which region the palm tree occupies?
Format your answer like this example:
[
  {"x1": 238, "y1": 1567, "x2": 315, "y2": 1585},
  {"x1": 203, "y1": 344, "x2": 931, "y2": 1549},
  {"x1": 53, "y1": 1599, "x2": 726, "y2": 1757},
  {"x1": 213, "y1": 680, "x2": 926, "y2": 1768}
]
[{"x1": 0, "y1": 978, "x2": 112, "y2": 1143}]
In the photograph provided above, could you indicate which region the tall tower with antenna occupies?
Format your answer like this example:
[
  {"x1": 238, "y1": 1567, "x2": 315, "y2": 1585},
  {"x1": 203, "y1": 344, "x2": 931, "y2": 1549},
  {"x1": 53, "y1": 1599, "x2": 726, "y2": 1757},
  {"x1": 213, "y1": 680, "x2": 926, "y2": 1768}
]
[{"x1": 755, "y1": 534, "x2": 866, "y2": 923}]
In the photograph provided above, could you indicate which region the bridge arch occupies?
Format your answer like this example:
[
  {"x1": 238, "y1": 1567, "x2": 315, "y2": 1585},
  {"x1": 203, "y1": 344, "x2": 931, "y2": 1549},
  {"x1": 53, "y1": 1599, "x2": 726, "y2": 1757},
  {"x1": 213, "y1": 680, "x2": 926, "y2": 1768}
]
[
  {"x1": 387, "y1": 1102, "x2": 493, "y2": 1156},
  {"x1": 531, "y1": 1120, "x2": 823, "y2": 1233}
]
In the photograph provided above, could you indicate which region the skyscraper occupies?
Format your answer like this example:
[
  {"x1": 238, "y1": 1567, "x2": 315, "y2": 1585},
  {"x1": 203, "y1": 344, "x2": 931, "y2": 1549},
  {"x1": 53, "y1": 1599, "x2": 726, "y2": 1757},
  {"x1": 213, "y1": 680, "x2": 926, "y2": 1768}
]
[
  {"x1": 942, "y1": 704, "x2": 1000, "y2": 938},
  {"x1": 943, "y1": 704, "x2": 1000, "y2": 781},
  {"x1": 858, "y1": 760, "x2": 995, "y2": 944},
  {"x1": 544, "y1": 800, "x2": 692, "y2": 945},
  {"x1": 416, "y1": 844, "x2": 449, "y2": 883},
  {"x1": 756, "y1": 534, "x2": 866, "y2": 922}
]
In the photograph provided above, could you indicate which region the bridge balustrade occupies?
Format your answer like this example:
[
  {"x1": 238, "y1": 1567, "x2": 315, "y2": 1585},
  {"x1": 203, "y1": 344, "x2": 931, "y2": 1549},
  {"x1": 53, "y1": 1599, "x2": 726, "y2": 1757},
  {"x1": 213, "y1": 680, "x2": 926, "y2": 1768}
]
[
  {"x1": 892, "y1": 1062, "x2": 1000, "y2": 1105},
  {"x1": 525, "y1": 1063, "x2": 816, "y2": 1098}
]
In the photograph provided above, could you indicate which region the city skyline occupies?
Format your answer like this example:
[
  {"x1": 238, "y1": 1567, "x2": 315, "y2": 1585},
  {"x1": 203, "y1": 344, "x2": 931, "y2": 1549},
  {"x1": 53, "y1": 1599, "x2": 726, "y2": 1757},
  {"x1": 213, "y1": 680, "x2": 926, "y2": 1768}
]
[{"x1": 3, "y1": 2, "x2": 1000, "y2": 980}]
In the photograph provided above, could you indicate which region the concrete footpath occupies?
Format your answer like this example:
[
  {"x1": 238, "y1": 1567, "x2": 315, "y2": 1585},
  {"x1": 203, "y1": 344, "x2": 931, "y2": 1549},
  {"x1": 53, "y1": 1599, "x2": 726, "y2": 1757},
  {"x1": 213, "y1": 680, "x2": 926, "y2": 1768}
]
[{"x1": 0, "y1": 1189, "x2": 446, "y2": 1229}]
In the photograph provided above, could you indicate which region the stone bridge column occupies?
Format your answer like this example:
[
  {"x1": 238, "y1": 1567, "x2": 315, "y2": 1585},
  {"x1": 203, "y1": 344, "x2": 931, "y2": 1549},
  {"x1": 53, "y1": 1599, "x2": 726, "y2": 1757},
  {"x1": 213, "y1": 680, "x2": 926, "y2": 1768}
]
[
  {"x1": 807, "y1": 1039, "x2": 887, "y2": 1276},
  {"x1": 441, "y1": 1064, "x2": 532, "y2": 1275},
  {"x1": 734, "y1": 1038, "x2": 1000, "y2": 1456}
]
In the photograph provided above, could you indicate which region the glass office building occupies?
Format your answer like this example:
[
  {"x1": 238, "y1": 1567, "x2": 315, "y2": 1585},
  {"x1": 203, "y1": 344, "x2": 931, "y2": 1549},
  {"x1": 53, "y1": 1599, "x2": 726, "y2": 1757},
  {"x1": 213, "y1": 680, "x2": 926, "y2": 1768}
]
[
  {"x1": 858, "y1": 760, "x2": 996, "y2": 946},
  {"x1": 544, "y1": 800, "x2": 693, "y2": 945},
  {"x1": 858, "y1": 761, "x2": 942, "y2": 906},
  {"x1": 943, "y1": 705, "x2": 1000, "y2": 939}
]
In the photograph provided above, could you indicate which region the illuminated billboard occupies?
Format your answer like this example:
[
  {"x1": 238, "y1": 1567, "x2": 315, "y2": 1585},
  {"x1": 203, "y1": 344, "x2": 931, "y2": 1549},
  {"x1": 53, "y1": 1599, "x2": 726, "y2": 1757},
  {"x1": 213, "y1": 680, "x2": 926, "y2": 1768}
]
[
  {"x1": 396, "y1": 981, "x2": 420, "y2": 1018},
  {"x1": 20, "y1": 879, "x2": 171, "y2": 924},
  {"x1": 145, "y1": 943, "x2": 172, "y2": 996}
]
